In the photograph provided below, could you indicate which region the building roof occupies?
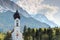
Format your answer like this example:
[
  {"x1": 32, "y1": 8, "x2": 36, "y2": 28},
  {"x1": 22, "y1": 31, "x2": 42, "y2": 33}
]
[{"x1": 13, "y1": 10, "x2": 20, "y2": 19}]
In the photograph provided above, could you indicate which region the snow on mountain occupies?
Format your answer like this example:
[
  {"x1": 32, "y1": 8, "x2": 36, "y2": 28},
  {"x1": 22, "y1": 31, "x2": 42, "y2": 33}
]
[
  {"x1": 0, "y1": 11, "x2": 50, "y2": 32},
  {"x1": 0, "y1": 0, "x2": 57, "y2": 32},
  {"x1": 0, "y1": 0, "x2": 30, "y2": 17},
  {"x1": 33, "y1": 14, "x2": 57, "y2": 27}
]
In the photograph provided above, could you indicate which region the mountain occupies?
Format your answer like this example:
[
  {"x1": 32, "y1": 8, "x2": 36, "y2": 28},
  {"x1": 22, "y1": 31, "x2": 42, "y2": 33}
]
[
  {"x1": 33, "y1": 14, "x2": 57, "y2": 27},
  {"x1": 0, "y1": 0, "x2": 30, "y2": 17},
  {"x1": 0, "y1": 11, "x2": 50, "y2": 32},
  {"x1": 0, "y1": 0, "x2": 58, "y2": 33},
  {"x1": 0, "y1": 0, "x2": 50, "y2": 26}
]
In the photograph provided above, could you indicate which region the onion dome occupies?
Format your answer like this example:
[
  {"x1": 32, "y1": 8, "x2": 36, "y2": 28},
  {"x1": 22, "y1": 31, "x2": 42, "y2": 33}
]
[{"x1": 13, "y1": 10, "x2": 20, "y2": 19}]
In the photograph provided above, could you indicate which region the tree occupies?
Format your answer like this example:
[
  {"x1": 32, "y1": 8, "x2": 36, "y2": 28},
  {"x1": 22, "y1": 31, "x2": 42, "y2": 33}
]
[
  {"x1": 23, "y1": 25, "x2": 28, "y2": 40},
  {"x1": 43, "y1": 28, "x2": 47, "y2": 34},
  {"x1": 55, "y1": 28, "x2": 59, "y2": 35},
  {"x1": 36, "y1": 30, "x2": 39, "y2": 40},
  {"x1": 47, "y1": 28, "x2": 53, "y2": 40},
  {"x1": 32, "y1": 29, "x2": 36, "y2": 40},
  {"x1": 24, "y1": 25, "x2": 27, "y2": 34},
  {"x1": 39, "y1": 28, "x2": 42, "y2": 40},
  {"x1": 27, "y1": 27, "x2": 32, "y2": 40},
  {"x1": 4, "y1": 31, "x2": 12, "y2": 40}
]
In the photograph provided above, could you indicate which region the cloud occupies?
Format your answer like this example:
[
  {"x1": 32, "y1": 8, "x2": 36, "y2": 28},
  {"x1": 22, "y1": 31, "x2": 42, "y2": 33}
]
[
  {"x1": 41, "y1": 5, "x2": 58, "y2": 21},
  {"x1": 16, "y1": 0, "x2": 58, "y2": 14},
  {"x1": 16, "y1": 0, "x2": 59, "y2": 21},
  {"x1": 0, "y1": 0, "x2": 59, "y2": 26},
  {"x1": 10, "y1": 0, "x2": 19, "y2": 2},
  {"x1": 16, "y1": 0, "x2": 44, "y2": 14},
  {"x1": 0, "y1": 6, "x2": 8, "y2": 13},
  {"x1": 0, "y1": 6, "x2": 4, "y2": 12},
  {"x1": 52, "y1": 11, "x2": 60, "y2": 26},
  {"x1": 16, "y1": 0, "x2": 60, "y2": 26}
]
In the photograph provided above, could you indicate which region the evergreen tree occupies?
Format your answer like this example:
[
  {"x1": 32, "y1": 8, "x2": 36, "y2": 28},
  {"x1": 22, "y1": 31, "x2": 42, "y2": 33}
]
[
  {"x1": 23, "y1": 25, "x2": 28, "y2": 40},
  {"x1": 43, "y1": 28, "x2": 47, "y2": 34},
  {"x1": 28, "y1": 27, "x2": 32, "y2": 40},
  {"x1": 36, "y1": 30, "x2": 39, "y2": 40},
  {"x1": 55, "y1": 28, "x2": 59, "y2": 35},
  {"x1": 32, "y1": 29, "x2": 36, "y2": 40},
  {"x1": 47, "y1": 27, "x2": 53, "y2": 40},
  {"x1": 24, "y1": 25, "x2": 27, "y2": 34},
  {"x1": 39, "y1": 28, "x2": 42, "y2": 40}
]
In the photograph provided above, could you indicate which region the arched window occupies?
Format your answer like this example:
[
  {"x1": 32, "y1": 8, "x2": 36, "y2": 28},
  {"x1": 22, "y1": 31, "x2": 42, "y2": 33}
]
[{"x1": 17, "y1": 23, "x2": 18, "y2": 27}]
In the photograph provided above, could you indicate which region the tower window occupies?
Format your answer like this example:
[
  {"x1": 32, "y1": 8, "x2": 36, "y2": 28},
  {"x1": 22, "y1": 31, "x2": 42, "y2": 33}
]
[
  {"x1": 17, "y1": 23, "x2": 18, "y2": 27},
  {"x1": 16, "y1": 20, "x2": 18, "y2": 22}
]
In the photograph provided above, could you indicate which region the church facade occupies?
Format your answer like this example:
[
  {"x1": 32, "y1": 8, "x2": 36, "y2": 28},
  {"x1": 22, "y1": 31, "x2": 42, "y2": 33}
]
[{"x1": 12, "y1": 10, "x2": 23, "y2": 40}]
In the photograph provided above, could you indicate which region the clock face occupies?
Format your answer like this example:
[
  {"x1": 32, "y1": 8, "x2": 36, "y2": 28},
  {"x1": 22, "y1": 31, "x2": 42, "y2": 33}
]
[
  {"x1": 16, "y1": 33, "x2": 18, "y2": 36},
  {"x1": 16, "y1": 31, "x2": 19, "y2": 38}
]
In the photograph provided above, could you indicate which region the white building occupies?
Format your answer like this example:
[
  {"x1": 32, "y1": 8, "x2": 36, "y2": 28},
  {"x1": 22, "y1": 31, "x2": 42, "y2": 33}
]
[{"x1": 12, "y1": 10, "x2": 23, "y2": 40}]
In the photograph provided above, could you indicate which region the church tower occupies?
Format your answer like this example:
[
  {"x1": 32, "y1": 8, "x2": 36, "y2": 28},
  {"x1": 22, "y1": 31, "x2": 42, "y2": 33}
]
[
  {"x1": 12, "y1": 10, "x2": 23, "y2": 40},
  {"x1": 13, "y1": 10, "x2": 20, "y2": 27}
]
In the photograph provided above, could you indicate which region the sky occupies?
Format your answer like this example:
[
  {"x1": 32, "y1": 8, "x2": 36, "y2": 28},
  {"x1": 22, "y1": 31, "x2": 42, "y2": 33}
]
[
  {"x1": 0, "y1": 0, "x2": 60, "y2": 32},
  {"x1": 10, "y1": 0, "x2": 60, "y2": 26},
  {"x1": 0, "y1": 0, "x2": 60, "y2": 26}
]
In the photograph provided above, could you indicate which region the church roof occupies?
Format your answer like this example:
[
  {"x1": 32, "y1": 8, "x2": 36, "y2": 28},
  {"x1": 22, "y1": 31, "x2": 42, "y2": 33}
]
[{"x1": 13, "y1": 10, "x2": 20, "y2": 19}]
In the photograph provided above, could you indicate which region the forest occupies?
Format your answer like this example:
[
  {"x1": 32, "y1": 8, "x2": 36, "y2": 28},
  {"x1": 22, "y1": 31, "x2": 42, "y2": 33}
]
[
  {"x1": 0, "y1": 26, "x2": 60, "y2": 40},
  {"x1": 23, "y1": 26, "x2": 60, "y2": 40}
]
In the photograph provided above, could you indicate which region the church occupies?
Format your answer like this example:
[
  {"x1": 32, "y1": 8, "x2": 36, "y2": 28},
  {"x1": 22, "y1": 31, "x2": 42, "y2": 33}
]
[{"x1": 11, "y1": 10, "x2": 23, "y2": 40}]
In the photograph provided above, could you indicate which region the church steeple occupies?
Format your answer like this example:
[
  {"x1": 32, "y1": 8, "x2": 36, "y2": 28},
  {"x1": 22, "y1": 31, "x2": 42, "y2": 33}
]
[
  {"x1": 12, "y1": 10, "x2": 23, "y2": 40},
  {"x1": 13, "y1": 10, "x2": 20, "y2": 27},
  {"x1": 13, "y1": 10, "x2": 20, "y2": 19}
]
